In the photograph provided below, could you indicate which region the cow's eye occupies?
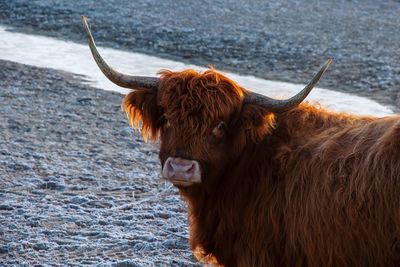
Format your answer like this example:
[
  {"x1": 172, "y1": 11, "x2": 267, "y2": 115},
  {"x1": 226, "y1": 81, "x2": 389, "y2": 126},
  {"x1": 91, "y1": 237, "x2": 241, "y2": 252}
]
[
  {"x1": 163, "y1": 113, "x2": 171, "y2": 128},
  {"x1": 212, "y1": 121, "x2": 227, "y2": 139}
]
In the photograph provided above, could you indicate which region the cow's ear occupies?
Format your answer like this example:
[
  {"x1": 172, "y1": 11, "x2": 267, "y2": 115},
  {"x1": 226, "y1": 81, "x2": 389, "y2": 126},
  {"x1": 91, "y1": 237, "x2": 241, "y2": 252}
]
[
  {"x1": 233, "y1": 103, "x2": 275, "y2": 152},
  {"x1": 122, "y1": 89, "x2": 163, "y2": 142}
]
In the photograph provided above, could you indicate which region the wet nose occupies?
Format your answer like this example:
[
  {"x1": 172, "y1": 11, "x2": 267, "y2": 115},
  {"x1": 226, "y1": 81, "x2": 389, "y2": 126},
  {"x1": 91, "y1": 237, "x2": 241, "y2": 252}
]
[{"x1": 162, "y1": 157, "x2": 201, "y2": 184}]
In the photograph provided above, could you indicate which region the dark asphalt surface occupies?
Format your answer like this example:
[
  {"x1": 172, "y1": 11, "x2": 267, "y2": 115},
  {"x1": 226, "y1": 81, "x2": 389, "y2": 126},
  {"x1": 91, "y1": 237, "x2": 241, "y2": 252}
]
[{"x1": 1, "y1": 0, "x2": 399, "y2": 109}]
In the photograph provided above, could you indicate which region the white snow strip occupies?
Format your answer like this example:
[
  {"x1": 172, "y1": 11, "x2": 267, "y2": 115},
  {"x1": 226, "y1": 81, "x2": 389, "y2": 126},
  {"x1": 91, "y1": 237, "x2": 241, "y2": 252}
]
[{"x1": 0, "y1": 26, "x2": 393, "y2": 116}]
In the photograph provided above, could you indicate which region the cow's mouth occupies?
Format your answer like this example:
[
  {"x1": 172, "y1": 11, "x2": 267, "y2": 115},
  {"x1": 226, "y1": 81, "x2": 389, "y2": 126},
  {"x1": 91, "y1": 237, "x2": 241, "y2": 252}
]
[{"x1": 161, "y1": 157, "x2": 201, "y2": 186}]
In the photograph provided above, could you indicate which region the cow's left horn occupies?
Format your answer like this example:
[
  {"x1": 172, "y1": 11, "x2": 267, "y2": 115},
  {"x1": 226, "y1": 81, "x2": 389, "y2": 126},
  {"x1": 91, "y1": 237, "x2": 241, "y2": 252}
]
[
  {"x1": 81, "y1": 16, "x2": 159, "y2": 90},
  {"x1": 244, "y1": 59, "x2": 333, "y2": 113}
]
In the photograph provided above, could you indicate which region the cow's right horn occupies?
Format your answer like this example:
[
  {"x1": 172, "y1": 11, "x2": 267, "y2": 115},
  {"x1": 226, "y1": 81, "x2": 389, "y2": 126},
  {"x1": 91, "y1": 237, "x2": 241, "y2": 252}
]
[{"x1": 81, "y1": 16, "x2": 159, "y2": 90}]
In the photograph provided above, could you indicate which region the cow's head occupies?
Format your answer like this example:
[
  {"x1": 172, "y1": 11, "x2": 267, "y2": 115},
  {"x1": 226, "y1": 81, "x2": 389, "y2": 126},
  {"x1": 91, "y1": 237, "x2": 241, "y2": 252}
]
[{"x1": 82, "y1": 16, "x2": 332, "y2": 188}]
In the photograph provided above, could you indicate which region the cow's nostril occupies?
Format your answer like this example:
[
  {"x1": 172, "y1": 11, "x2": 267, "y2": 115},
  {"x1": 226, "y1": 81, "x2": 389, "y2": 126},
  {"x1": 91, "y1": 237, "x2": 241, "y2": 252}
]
[
  {"x1": 187, "y1": 164, "x2": 195, "y2": 173},
  {"x1": 167, "y1": 159, "x2": 174, "y2": 172}
]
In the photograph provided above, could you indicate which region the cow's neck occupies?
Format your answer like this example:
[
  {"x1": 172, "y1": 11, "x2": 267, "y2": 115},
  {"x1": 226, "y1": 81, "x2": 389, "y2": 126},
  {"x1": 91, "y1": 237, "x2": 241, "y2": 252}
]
[
  {"x1": 274, "y1": 104, "x2": 372, "y2": 142},
  {"x1": 178, "y1": 130, "x2": 281, "y2": 263}
]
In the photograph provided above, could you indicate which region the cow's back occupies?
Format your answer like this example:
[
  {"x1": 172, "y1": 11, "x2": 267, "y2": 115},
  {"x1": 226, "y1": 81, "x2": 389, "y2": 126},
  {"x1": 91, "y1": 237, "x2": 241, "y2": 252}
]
[{"x1": 277, "y1": 113, "x2": 400, "y2": 266}]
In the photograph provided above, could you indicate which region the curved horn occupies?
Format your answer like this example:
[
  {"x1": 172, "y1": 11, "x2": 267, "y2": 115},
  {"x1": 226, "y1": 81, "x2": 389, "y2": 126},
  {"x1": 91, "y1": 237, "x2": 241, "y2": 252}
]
[
  {"x1": 244, "y1": 59, "x2": 333, "y2": 113},
  {"x1": 81, "y1": 16, "x2": 159, "y2": 90}
]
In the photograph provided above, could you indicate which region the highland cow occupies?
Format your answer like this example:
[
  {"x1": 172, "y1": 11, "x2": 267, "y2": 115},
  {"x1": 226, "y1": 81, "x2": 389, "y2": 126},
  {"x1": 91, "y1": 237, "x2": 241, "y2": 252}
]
[{"x1": 82, "y1": 16, "x2": 400, "y2": 267}]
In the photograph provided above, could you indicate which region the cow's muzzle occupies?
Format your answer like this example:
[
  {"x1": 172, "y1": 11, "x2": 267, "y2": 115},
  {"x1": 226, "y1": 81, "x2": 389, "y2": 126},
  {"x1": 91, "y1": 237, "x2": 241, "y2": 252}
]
[{"x1": 162, "y1": 157, "x2": 201, "y2": 186}]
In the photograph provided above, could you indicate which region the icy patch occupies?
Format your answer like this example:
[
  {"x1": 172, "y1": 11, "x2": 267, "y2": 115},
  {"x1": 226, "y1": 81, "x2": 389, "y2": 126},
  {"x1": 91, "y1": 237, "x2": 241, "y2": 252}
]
[{"x1": 0, "y1": 26, "x2": 393, "y2": 116}]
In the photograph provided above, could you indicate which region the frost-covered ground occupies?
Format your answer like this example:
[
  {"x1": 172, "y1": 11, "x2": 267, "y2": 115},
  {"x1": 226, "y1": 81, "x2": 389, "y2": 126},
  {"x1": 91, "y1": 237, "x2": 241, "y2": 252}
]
[{"x1": 0, "y1": 60, "x2": 200, "y2": 266}]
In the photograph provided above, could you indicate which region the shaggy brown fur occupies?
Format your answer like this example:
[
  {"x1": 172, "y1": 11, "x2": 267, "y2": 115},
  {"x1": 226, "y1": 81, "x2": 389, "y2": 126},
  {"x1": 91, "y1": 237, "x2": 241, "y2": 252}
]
[{"x1": 122, "y1": 68, "x2": 400, "y2": 266}]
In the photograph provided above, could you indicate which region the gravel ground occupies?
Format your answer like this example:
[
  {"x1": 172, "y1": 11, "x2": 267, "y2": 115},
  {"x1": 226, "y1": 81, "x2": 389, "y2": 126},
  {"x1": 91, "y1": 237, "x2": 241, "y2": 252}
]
[
  {"x1": 0, "y1": 60, "x2": 200, "y2": 266},
  {"x1": 0, "y1": 0, "x2": 400, "y2": 109}
]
